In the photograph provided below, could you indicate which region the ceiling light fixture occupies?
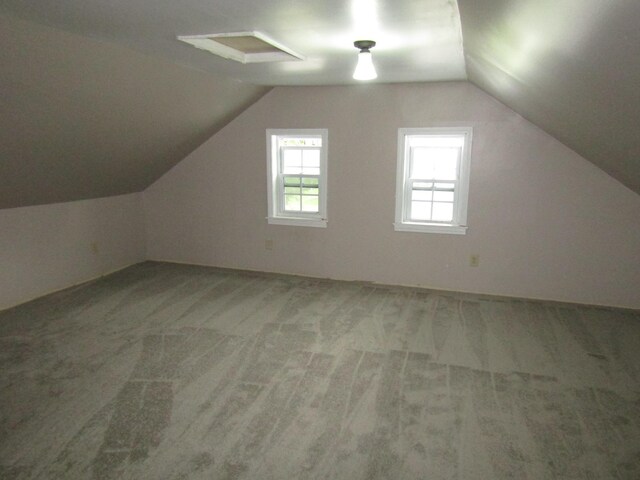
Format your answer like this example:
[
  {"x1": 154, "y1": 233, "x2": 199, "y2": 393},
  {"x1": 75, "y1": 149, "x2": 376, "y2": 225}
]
[{"x1": 353, "y1": 40, "x2": 377, "y2": 81}]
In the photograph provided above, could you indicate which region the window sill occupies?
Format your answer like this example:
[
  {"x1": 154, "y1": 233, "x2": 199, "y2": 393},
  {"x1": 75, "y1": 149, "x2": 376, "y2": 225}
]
[
  {"x1": 268, "y1": 216, "x2": 327, "y2": 228},
  {"x1": 394, "y1": 222, "x2": 467, "y2": 235}
]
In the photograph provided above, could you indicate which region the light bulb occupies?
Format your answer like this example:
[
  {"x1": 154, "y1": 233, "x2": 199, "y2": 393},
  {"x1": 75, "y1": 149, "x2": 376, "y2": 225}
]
[{"x1": 353, "y1": 50, "x2": 377, "y2": 80}]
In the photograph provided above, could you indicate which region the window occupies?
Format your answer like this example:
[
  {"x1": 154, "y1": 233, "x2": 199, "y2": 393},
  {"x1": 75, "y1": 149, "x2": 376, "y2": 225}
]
[
  {"x1": 267, "y1": 129, "x2": 328, "y2": 227},
  {"x1": 394, "y1": 127, "x2": 472, "y2": 234}
]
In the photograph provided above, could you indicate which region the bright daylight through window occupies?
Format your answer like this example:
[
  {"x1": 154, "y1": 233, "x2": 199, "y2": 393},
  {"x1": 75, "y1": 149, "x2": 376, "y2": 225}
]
[
  {"x1": 395, "y1": 127, "x2": 472, "y2": 234},
  {"x1": 267, "y1": 129, "x2": 328, "y2": 227}
]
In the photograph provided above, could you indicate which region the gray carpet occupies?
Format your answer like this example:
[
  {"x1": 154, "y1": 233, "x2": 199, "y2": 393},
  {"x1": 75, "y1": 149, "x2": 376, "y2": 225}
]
[{"x1": 1, "y1": 261, "x2": 639, "y2": 479}]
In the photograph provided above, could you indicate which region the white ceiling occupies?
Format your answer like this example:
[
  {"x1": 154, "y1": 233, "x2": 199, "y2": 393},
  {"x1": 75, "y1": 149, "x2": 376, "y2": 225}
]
[
  {"x1": 1, "y1": 0, "x2": 639, "y2": 208},
  {"x1": 0, "y1": 0, "x2": 467, "y2": 85}
]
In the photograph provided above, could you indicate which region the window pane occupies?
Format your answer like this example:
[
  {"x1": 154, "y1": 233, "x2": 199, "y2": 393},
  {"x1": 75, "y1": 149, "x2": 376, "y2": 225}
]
[
  {"x1": 410, "y1": 148, "x2": 435, "y2": 179},
  {"x1": 284, "y1": 166, "x2": 319, "y2": 209},
  {"x1": 302, "y1": 149, "x2": 320, "y2": 173},
  {"x1": 283, "y1": 149, "x2": 302, "y2": 174},
  {"x1": 284, "y1": 194, "x2": 301, "y2": 211},
  {"x1": 301, "y1": 196, "x2": 319, "y2": 212},
  {"x1": 433, "y1": 191, "x2": 454, "y2": 202},
  {"x1": 284, "y1": 176, "x2": 301, "y2": 186},
  {"x1": 412, "y1": 190, "x2": 432, "y2": 201},
  {"x1": 411, "y1": 147, "x2": 459, "y2": 181},
  {"x1": 431, "y1": 148, "x2": 459, "y2": 180},
  {"x1": 409, "y1": 135, "x2": 464, "y2": 148},
  {"x1": 411, "y1": 201, "x2": 432, "y2": 220},
  {"x1": 432, "y1": 202, "x2": 453, "y2": 222},
  {"x1": 302, "y1": 177, "x2": 319, "y2": 187},
  {"x1": 280, "y1": 137, "x2": 321, "y2": 147},
  {"x1": 413, "y1": 181, "x2": 434, "y2": 189}
]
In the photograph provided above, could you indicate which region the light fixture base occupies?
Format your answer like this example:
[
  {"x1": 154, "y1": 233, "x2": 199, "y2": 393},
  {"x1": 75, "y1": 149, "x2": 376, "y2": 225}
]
[{"x1": 354, "y1": 40, "x2": 376, "y2": 51}]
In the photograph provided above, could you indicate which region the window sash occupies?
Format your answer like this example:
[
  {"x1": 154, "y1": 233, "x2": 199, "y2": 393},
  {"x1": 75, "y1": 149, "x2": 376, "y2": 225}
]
[
  {"x1": 278, "y1": 174, "x2": 320, "y2": 214},
  {"x1": 278, "y1": 143, "x2": 321, "y2": 215},
  {"x1": 405, "y1": 179, "x2": 457, "y2": 223},
  {"x1": 403, "y1": 141, "x2": 463, "y2": 225},
  {"x1": 279, "y1": 146, "x2": 321, "y2": 176}
]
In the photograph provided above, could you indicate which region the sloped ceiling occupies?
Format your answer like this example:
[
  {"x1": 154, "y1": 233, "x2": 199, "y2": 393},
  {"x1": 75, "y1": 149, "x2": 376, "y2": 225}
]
[
  {"x1": 0, "y1": 13, "x2": 269, "y2": 209},
  {"x1": 0, "y1": 0, "x2": 466, "y2": 85},
  {"x1": 1, "y1": 0, "x2": 639, "y2": 209},
  {"x1": 458, "y1": 0, "x2": 640, "y2": 194}
]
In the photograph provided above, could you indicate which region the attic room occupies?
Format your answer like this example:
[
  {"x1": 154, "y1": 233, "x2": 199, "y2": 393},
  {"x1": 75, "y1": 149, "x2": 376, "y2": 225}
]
[{"x1": 1, "y1": 0, "x2": 639, "y2": 478}]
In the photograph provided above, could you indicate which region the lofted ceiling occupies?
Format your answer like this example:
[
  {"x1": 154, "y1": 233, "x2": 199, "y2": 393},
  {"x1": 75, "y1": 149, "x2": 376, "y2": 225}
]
[
  {"x1": 0, "y1": 0, "x2": 638, "y2": 209},
  {"x1": 458, "y1": 0, "x2": 640, "y2": 194}
]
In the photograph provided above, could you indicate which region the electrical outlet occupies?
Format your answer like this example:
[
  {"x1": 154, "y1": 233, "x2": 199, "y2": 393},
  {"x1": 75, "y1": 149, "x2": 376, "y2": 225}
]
[
  {"x1": 470, "y1": 254, "x2": 480, "y2": 267},
  {"x1": 265, "y1": 239, "x2": 273, "y2": 251}
]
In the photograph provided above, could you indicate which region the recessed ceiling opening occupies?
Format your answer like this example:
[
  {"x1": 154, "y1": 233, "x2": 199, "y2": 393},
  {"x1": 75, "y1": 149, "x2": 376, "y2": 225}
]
[{"x1": 177, "y1": 31, "x2": 304, "y2": 64}]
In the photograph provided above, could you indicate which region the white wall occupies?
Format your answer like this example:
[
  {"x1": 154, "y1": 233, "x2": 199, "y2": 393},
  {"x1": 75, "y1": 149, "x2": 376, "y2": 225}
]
[
  {"x1": 144, "y1": 82, "x2": 640, "y2": 309},
  {"x1": 0, "y1": 193, "x2": 146, "y2": 310}
]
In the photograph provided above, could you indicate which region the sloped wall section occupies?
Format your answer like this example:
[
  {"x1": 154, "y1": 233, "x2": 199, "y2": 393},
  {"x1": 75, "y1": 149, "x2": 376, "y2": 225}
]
[
  {"x1": 144, "y1": 82, "x2": 640, "y2": 309},
  {"x1": 458, "y1": 0, "x2": 640, "y2": 194},
  {"x1": 0, "y1": 13, "x2": 269, "y2": 209}
]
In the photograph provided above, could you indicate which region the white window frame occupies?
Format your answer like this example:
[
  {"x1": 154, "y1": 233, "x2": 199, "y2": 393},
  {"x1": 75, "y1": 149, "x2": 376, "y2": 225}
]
[
  {"x1": 394, "y1": 127, "x2": 473, "y2": 235},
  {"x1": 266, "y1": 129, "x2": 328, "y2": 228}
]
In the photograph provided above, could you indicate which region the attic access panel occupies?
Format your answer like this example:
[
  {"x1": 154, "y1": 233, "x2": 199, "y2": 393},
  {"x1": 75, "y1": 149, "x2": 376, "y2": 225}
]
[{"x1": 177, "y1": 31, "x2": 304, "y2": 63}]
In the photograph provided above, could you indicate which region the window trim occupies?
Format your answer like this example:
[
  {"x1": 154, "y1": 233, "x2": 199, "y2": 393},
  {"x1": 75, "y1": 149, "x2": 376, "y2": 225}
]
[
  {"x1": 394, "y1": 127, "x2": 473, "y2": 235},
  {"x1": 266, "y1": 129, "x2": 328, "y2": 228}
]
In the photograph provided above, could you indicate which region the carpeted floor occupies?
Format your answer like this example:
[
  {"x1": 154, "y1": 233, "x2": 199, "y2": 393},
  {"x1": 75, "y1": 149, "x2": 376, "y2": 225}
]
[{"x1": 1, "y1": 261, "x2": 639, "y2": 479}]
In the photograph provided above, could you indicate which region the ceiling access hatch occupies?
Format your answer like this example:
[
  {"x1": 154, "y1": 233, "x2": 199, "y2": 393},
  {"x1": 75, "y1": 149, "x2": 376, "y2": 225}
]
[{"x1": 177, "y1": 31, "x2": 304, "y2": 64}]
